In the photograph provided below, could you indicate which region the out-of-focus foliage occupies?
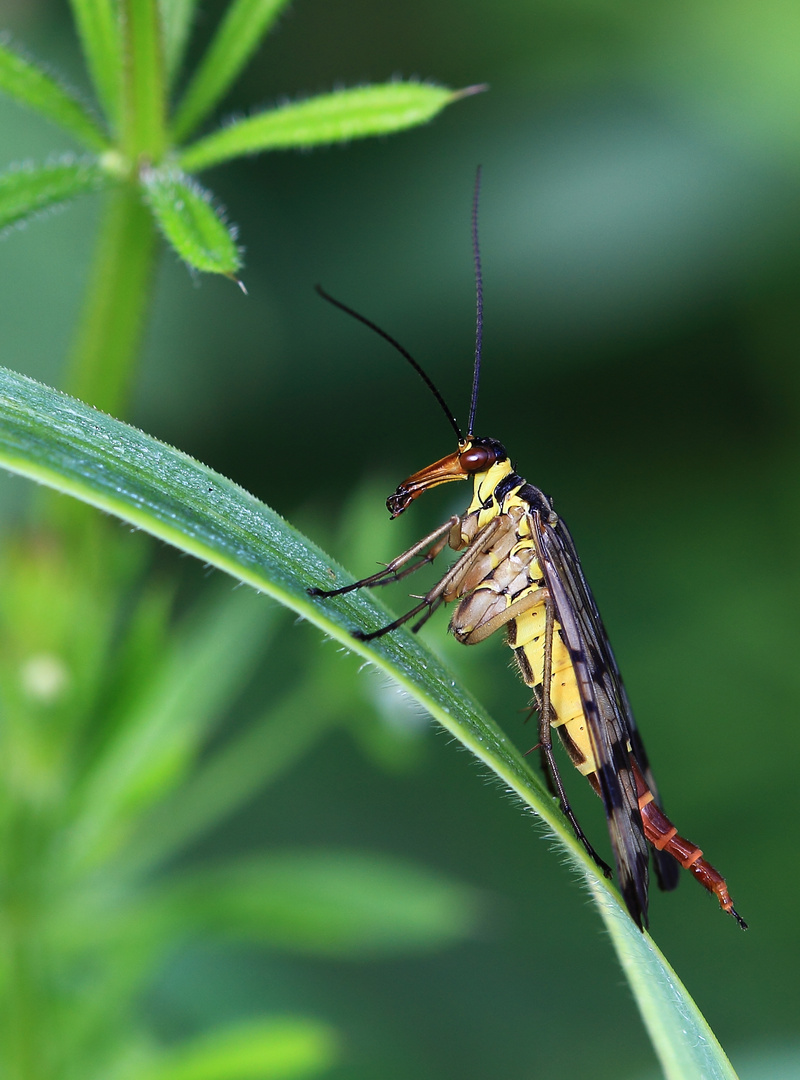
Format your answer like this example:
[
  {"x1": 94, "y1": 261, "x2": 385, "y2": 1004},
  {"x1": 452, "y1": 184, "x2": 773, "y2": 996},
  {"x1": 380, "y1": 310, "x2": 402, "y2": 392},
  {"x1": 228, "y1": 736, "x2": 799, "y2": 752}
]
[
  {"x1": 1, "y1": 0, "x2": 799, "y2": 1077},
  {"x1": 0, "y1": 0, "x2": 464, "y2": 282},
  {"x1": 0, "y1": 2, "x2": 480, "y2": 1079}
]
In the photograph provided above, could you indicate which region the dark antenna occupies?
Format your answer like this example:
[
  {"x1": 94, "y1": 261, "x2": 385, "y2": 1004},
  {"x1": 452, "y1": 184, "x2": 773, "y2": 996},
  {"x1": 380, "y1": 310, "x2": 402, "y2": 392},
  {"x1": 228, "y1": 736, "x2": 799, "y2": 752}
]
[
  {"x1": 315, "y1": 284, "x2": 463, "y2": 442},
  {"x1": 467, "y1": 165, "x2": 483, "y2": 438}
]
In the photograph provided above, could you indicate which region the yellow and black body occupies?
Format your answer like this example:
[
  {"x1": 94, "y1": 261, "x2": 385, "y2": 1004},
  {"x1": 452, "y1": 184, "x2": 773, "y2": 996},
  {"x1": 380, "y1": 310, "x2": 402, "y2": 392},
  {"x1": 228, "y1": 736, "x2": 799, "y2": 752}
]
[
  {"x1": 311, "y1": 432, "x2": 745, "y2": 931},
  {"x1": 309, "y1": 170, "x2": 744, "y2": 930}
]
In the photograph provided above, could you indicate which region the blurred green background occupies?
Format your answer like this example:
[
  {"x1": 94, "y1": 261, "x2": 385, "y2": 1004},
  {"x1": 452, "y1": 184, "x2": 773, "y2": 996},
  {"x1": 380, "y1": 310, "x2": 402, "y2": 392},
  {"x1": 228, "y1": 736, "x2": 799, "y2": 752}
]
[{"x1": 2, "y1": 0, "x2": 800, "y2": 1077}]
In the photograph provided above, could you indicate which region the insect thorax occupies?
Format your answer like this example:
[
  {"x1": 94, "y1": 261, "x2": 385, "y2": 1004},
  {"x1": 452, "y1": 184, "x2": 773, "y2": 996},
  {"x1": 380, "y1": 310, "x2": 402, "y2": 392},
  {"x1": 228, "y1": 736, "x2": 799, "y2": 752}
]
[
  {"x1": 451, "y1": 464, "x2": 544, "y2": 641},
  {"x1": 461, "y1": 454, "x2": 553, "y2": 540}
]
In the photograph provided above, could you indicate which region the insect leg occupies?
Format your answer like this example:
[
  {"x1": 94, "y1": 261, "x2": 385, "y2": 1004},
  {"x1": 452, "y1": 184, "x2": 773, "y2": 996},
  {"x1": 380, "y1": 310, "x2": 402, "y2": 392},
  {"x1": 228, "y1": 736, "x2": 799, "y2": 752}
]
[
  {"x1": 519, "y1": 688, "x2": 562, "y2": 800},
  {"x1": 538, "y1": 592, "x2": 613, "y2": 877},
  {"x1": 308, "y1": 517, "x2": 459, "y2": 598},
  {"x1": 453, "y1": 587, "x2": 545, "y2": 644},
  {"x1": 355, "y1": 518, "x2": 505, "y2": 641}
]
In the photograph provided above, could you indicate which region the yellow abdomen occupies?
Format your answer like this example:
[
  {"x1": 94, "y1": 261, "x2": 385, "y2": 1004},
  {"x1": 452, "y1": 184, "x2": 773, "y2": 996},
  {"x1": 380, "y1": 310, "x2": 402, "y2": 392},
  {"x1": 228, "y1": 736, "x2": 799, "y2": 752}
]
[{"x1": 511, "y1": 602, "x2": 596, "y2": 777}]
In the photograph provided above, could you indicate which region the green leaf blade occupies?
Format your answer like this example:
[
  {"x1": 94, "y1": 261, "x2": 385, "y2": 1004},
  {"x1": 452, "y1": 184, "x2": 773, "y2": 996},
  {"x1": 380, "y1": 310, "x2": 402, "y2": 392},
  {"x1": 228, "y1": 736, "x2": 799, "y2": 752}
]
[
  {"x1": 179, "y1": 81, "x2": 478, "y2": 172},
  {"x1": 588, "y1": 879, "x2": 741, "y2": 1080},
  {"x1": 160, "y1": 0, "x2": 200, "y2": 86},
  {"x1": 67, "y1": 0, "x2": 122, "y2": 130},
  {"x1": 0, "y1": 39, "x2": 110, "y2": 150},
  {"x1": 171, "y1": 0, "x2": 292, "y2": 143},
  {"x1": 169, "y1": 851, "x2": 479, "y2": 957},
  {"x1": 0, "y1": 368, "x2": 742, "y2": 1080},
  {"x1": 144, "y1": 1017, "x2": 338, "y2": 1080},
  {"x1": 0, "y1": 159, "x2": 110, "y2": 235},
  {"x1": 142, "y1": 168, "x2": 242, "y2": 277}
]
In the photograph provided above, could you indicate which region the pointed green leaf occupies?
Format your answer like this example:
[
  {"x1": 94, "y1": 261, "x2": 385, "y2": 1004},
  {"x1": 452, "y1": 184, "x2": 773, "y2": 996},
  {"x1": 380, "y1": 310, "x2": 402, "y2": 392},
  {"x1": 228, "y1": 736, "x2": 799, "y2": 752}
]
[
  {"x1": 0, "y1": 158, "x2": 110, "y2": 235},
  {"x1": 0, "y1": 39, "x2": 109, "y2": 150},
  {"x1": 166, "y1": 851, "x2": 479, "y2": 957},
  {"x1": 179, "y1": 81, "x2": 481, "y2": 172},
  {"x1": 171, "y1": 0, "x2": 292, "y2": 142},
  {"x1": 68, "y1": 0, "x2": 122, "y2": 129},
  {"x1": 0, "y1": 367, "x2": 742, "y2": 1079},
  {"x1": 141, "y1": 168, "x2": 242, "y2": 278},
  {"x1": 160, "y1": 0, "x2": 200, "y2": 85},
  {"x1": 143, "y1": 1018, "x2": 338, "y2": 1080}
]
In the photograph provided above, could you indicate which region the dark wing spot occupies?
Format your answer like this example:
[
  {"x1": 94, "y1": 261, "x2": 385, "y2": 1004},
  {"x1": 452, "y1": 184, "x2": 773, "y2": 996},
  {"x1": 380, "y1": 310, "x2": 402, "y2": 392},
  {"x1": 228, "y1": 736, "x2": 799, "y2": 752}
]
[{"x1": 597, "y1": 762, "x2": 623, "y2": 807}]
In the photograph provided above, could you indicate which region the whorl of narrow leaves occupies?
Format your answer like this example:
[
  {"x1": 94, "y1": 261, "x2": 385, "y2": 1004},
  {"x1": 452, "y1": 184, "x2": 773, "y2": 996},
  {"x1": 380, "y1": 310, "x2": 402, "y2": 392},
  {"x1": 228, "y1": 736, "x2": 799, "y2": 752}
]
[
  {"x1": 141, "y1": 169, "x2": 242, "y2": 278},
  {"x1": 0, "y1": 158, "x2": 109, "y2": 235},
  {"x1": 0, "y1": 17, "x2": 476, "y2": 282},
  {"x1": 179, "y1": 82, "x2": 472, "y2": 172}
]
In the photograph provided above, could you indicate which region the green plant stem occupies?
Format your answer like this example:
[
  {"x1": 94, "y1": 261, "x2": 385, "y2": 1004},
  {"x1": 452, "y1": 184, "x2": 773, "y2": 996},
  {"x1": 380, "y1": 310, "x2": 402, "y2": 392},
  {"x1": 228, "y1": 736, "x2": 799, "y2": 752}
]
[
  {"x1": 121, "y1": 0, "x2": 167, "y2": 163},
  {"x1": 63, "y1": 184, "x2": 157, "y2": 417},
  {"x1": 3, "y1": 810, "x2": 47, "y2": 1080},
  {"x1": 7, "y1": 929, "x2": 41, "y2": 1080}
]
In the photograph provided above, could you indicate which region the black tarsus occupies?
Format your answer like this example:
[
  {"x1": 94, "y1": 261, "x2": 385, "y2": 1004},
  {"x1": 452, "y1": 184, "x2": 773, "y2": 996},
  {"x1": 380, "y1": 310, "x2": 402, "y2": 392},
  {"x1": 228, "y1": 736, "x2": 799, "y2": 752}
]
[
  {"x1": 314, "y1": 284, "x2": 462, "y2": 442},
  {"x1": 467, "y1": 165, "x2": 484, "y2": 438}
]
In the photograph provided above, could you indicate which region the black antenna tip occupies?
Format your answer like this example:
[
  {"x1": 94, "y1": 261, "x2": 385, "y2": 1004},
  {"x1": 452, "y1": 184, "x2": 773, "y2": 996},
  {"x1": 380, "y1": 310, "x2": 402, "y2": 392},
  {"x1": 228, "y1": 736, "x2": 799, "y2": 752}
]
[{"x1": 467, "y1": 167, "x2": 484, "y2": 437}]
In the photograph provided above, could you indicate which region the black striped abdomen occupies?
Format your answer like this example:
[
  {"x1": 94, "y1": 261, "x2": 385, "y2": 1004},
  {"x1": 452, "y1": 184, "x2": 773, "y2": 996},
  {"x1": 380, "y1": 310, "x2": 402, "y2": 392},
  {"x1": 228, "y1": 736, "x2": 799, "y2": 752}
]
[{"x1": 510, "y1": 604, "x2": 597, "y2": 778}]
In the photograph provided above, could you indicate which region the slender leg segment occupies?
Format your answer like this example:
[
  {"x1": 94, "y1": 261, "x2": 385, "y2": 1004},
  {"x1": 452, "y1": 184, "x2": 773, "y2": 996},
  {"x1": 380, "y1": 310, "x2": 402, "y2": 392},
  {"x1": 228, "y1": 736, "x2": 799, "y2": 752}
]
[
  {"x1": 308, "y1": 517, "x2": 460, "y2": 599},
  {"x1": 536, "y1": 593, "x2": 613, "y2": 877},
  {"x1": 446, "y1": 520, "x2": 614, "y2": 876},
  {"x1": 354, "y1": 518, "x2": 505, "y2": 641}
]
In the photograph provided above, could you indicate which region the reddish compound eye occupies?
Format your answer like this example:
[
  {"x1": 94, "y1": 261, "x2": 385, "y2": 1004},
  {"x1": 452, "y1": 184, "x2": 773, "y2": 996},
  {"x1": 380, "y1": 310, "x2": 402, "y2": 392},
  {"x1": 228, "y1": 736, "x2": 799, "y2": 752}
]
[{"x1": 460, "y1": 445, "x2": 496, "y2": 472}]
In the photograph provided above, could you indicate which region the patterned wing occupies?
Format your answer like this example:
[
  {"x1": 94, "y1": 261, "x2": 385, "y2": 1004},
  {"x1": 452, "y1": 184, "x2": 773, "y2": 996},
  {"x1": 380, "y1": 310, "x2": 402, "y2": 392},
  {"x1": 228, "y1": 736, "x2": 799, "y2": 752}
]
[
  {"x1": 549, "y1": 517, "x2": 679, "y2": 894},
  {"x1": 535, "y1": 511, "x2": 667, "y2": 927}
]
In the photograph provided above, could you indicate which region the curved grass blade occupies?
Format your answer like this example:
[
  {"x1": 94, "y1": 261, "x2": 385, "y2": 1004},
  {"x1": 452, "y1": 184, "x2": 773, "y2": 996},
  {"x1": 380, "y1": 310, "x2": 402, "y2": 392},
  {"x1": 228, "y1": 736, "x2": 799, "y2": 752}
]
[
  {"x1": 588, "y1": 881, "x2": 741, "y2": 1080},
  {"x1": 178, "y1": 82, "x2": 482, "y2": 173},
  {"x1": 0, "y1": 366, "x2": 740, "y2": 1080}
]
